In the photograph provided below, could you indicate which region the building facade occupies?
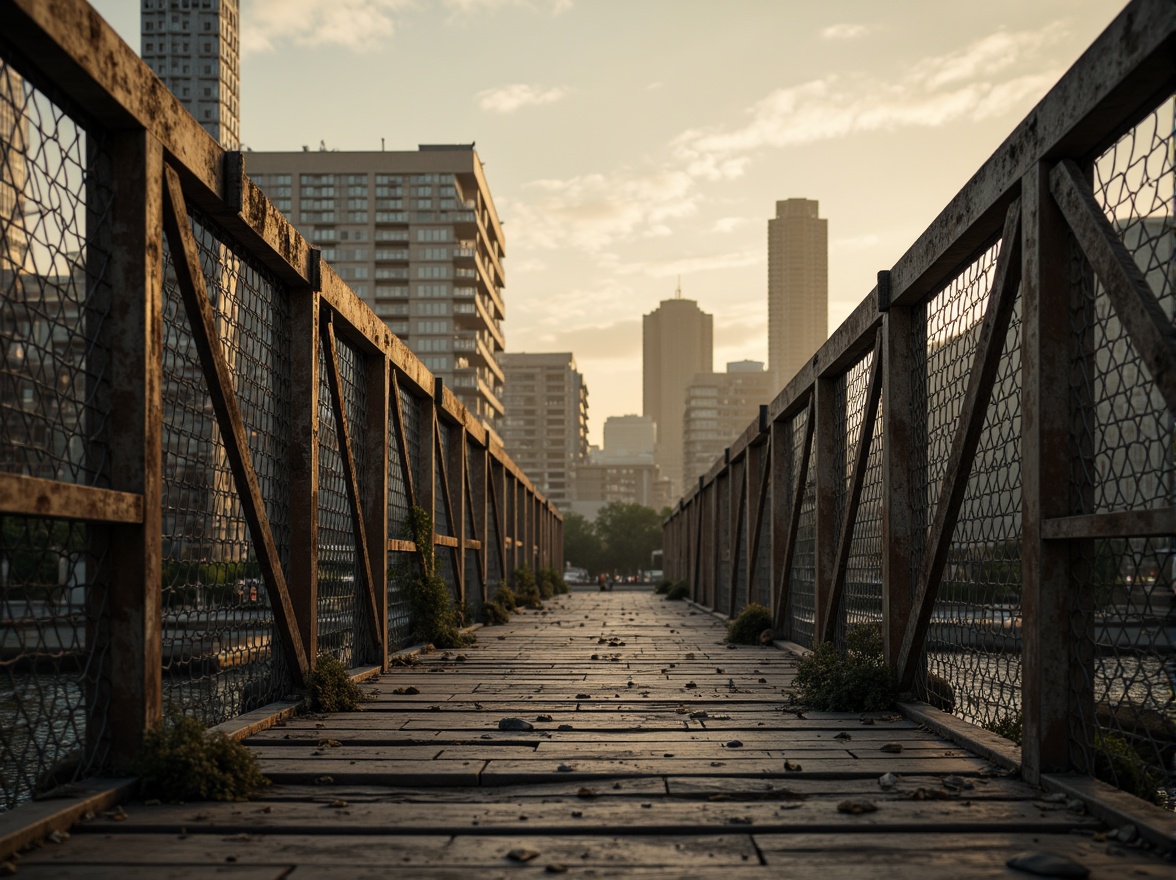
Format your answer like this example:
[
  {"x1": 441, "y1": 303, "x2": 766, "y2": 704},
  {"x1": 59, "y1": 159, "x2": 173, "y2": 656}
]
[
  {"x1": 768, "y1": 198, "x2": 827, "y2": 388},
  {"x1": 643, "y1": 292, "x2": 712, "y2": 497},
  {"x1": 140, "y1": 0, "x2": 240, "y2": 151},
  {"x1": 499, "y1": 352, "x2": 588, "y2": 511},
  {"x1": 571, "y1": 462, "x2": 673, "y2": 522},
  {"x1": 248, "y1": 146, "x2": 507, "y2": 429},
  {"x1": 682, "y1": 360, "x2": 773, "y2": 487},
  {"x1": 601, "y1": 414, "x2": 656, "y2": 463}
]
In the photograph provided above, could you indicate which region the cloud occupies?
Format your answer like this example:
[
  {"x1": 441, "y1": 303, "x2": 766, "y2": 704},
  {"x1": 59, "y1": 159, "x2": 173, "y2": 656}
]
[
  {"x1": 821, "y1": 23, "x2": 870, "y2": 40},
  {"x1": 671, "y1": 23, "x2": 1068, "y2": 180},
  {"x1": 530, "y1": 317, "x2": 642, "y2": 362},
  {"x1": 443, "y1": 0, "x2": 571, "y2": 16},
  {"x1": 477, "y1": 83, "x2": 569, "y2": 113},
  {"x1": 712, "y1": 217, "x2": 747, "y2": 234},
  {"x1": 503, "y1": 168, "x2": 698, "y2": 252},
  {"x1": 614, "y1": 249, "x2": 760, "y2": 279},
  {"x1": 243, "y1": 0, "x2": 410, "y2": 53}
]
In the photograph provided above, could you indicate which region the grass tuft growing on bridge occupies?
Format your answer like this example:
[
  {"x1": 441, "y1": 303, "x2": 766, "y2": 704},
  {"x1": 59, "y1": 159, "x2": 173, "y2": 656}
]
[
  {"x1": 133, "y1": 713, "x2": 268, "y2": 802},
  {"x1": 308, "y1": 653, "x2": 370, "y2": 712},
  {"x1": 403, "y1": 506, "x2": 474, "y2": 649},
  {"x1": 726, "y1": 603, "x2": 773, "y2": 644},
  {"x1": 790, "y1": 624, "x2": 895, "y2": 712},
  {"x1": 664, "y1": 581, "x2": 690, "y2": 600}
]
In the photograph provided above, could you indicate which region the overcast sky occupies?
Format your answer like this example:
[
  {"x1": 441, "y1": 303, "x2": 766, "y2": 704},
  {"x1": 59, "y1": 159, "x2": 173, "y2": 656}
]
[{"x1": 92, "y1": 0, "x2": 1127, "y2": 445}]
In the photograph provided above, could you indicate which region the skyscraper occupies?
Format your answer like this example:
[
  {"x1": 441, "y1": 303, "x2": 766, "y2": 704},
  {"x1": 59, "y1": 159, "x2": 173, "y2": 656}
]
[
  {"x1": 768, "y1": 198, "x2": 827, "y2": 388},
  {"x1": 682, "y1": 360, "x2": 773, "y2": 486},
  {"x1": 140, "y1": 0, "x2": 241, "y2": 151},
  {"x1": 249, "y1": 146, "x2": 507, "y2": 430},
  {"x1": 643, "y1": 289, "x2": 712, "y2": 497},
  {"x1": 499, "y1": 352, "x2": 588, "y2": 511}
]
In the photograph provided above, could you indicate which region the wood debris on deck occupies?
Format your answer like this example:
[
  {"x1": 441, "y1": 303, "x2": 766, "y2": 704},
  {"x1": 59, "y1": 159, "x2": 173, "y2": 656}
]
[{"x1": 16, "y1": 590, "x2": 1172, "y2": 878}]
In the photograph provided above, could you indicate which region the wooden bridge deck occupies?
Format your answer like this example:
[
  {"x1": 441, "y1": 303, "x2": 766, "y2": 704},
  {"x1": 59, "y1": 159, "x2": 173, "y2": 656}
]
[{"x1": 18, "y1": 590, "x2": 1170, "y2": 878}]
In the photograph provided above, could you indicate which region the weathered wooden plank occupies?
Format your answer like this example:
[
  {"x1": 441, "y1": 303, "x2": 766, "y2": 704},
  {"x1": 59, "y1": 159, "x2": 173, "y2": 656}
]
[
  {"x1": 0, "y1": 474, "x2": 144, "y2": 524},
  {"x1": 1042, "y1": 509, "x2": 1176, "y2": 540}
]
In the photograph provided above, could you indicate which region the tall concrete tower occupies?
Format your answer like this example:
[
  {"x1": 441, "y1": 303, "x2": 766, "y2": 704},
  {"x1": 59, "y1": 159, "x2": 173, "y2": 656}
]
[
  {"x1": 643, "y1": 286, "x2": 712, "y2": 498},
  {"x1": 768, "y1": 198, "x2": 827, "y2": 388},
  {"x1": 141, "y1": 0, "x2": 240, "y2": 150}
]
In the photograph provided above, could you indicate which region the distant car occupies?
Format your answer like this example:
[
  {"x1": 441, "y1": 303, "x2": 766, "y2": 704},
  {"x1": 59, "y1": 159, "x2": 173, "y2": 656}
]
[{"x1": 564, "y1": 566, "x2": 590, "y2": 585}]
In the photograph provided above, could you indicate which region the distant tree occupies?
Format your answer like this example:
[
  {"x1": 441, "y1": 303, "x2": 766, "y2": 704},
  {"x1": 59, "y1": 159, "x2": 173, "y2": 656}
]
[
  {"x1": 562, "y1": 513, "x2": 603, "y2": 574},
  {"x1": 594, "y1": 502, "x2": 664, "y2": 574}
]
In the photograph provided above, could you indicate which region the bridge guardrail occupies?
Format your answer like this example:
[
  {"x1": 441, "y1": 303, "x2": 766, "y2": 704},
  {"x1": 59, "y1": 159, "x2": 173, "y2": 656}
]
[
  {"x1": 0, "y1": 0, "x2": 562, "y2": 812},
  {"x1": 663, "y1": 0, "x2": 1174, "y2": 813}
]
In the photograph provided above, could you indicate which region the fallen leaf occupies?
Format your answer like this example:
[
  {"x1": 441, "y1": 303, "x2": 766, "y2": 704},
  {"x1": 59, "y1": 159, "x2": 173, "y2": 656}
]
[
  {"x1": 499, "y1": 718, "x2": 534, "y2": 731},
  {"x1": 837, "y1": 799, "x2": 878, "y2": 815},
  {"x1": 1005, "y1": 851, "x2": 1090, "y2": 878},
  {"x1": 507, "y1": 847, "x2": 540, "y2": 863},
  {"x1": 880, "y1": 742, "x2": 903, "y2": 753}
]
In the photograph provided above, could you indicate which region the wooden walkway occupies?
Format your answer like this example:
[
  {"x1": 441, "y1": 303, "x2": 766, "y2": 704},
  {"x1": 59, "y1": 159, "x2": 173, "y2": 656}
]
[{"x1": 17, "y1": 590, "x2": 1170, "y2": 878}]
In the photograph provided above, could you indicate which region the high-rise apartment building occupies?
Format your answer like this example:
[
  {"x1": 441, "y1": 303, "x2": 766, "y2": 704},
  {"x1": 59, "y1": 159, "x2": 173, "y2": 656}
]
[
  {"x1": 499, "y1": 352, "x2": 588, "y2": 510},
  {"x1": 600, "y1": 415, "x2": 656, "y2": 463},
  {"x1": 249, "y1": 146, "x2": 507, "y2": 429},
  {"x1": 0, "y1": 67, "x2": 28, "y2": 277},
  {"x1": 682, "y1": 360, "x2": 773, "y2": 486},
  {"x1": 768, "y1": 198, "x2": 827, "y2": 388},
  {"x1": 643, "y1": 290, "x2": 712, "y2": 497},
  {"x1": 140, "y1": 0, "x2": 240, "y2": 151}
]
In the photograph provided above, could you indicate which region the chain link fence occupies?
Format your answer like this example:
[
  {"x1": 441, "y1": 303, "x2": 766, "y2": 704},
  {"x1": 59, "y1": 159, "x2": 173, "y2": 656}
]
[
  {"x1": 0, "y1": 50, "x2": 114, "y2": 810},
  {"x1": 786, "y1": 405, "x2": 817, "y2": 648},
  {"x1": 159, "y1": 204, "x2": 295, "y2": 726},
  {"x1": 1068, "y1": 94, "x2": 1174, "y2": 808}
]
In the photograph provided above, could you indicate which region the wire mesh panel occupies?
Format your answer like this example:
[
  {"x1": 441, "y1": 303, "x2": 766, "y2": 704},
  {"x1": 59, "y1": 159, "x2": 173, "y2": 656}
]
[
  {"x1": 751, "y1": 449, "x2": 771, "y2": 608},
  {"x1": 927, "y1": 288, "x2": 1023, "y2": 731},
  {"x1": 159, "y1": 206, "x2": 294, "y2": 726},
  {"x1": 733, "y1": 469, "x2": 748, "y2": 612},
  {"x1": 1068, "y1": 95, "x2": 1174, "y2": 808},
  {"x1": 835, "y1": 353, "x2": 885, "y2": 644},
  {"x1": 398, "y1": 384, "x2": 422, "y2": 511},
  {"x1": 715, "y1": 474, "x2": 730, "y2": 611},
  {"x1": 386, "y1": 387, "x2": 411, "y2": 653},
  {"x1": 787, "y1": 406, "x2": 817, "y2": 648},
  {"x1": 0, "y1": 50, "x2": 115, "y2": 810},
  {"x1": 434, "y1": 420, "x2": 451, "y2": 538},
  {"x1": 316, "y1": 335, "x2": 366, "y2": 664}
]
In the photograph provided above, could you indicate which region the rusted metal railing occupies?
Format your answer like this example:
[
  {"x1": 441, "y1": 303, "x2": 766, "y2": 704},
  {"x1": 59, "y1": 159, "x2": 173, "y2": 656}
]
[
  {"x1": 663, "y1": 0, "x2": 1175, "y2": 820},
  {"x1": 0, "y1": 0, "x2": 562, "y2": 812}
]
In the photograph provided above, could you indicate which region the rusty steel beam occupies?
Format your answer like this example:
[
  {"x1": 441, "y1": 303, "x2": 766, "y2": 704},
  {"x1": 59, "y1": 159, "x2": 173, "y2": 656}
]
[
  {"x1": 726, "y1": 462, "x2": 747, "y2": 617},
  {"x1": 1050, "y1": 159, "x2": 1176, "y2": 414},
  {"x1": 319, "y1": 310, "x2": 382, "y2": 659},
  {"x1": 0, "y1": 474, "x2": 143, "y2": 524},
  {"x1": 822, "y1": 330, "x2": 885, "y2": 645},
  {"x1": 897, "y1": 199, "x2": 1023, "y2": 690},
  {"x1": 773, "y1": 393, "x2": 815, "y2": 635},
  {"x1": 160, "y1": 164, "x2": 309, "y2": 687}
]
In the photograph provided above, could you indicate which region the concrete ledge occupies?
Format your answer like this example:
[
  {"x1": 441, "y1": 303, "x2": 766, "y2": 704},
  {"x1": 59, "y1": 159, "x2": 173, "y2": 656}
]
[
  {"x1": 1040, "y1": 773, "x2": 1175, "y2": 854},
  {"x1": 0, "y1": 778, "x2": 135, "y2": 862}
]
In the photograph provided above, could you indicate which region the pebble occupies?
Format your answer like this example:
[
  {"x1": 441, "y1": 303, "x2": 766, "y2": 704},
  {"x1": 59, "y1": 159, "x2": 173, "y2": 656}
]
[
  {"x1": 558, "y1": 724, "x2": 574, "y2": 731},
  {"x1": 1005, "y1": 851, "x2": 1090, "y2": 878},
  {"x1": 498, "y1": 717, "x2": 534, "y2": 731},
  {"x1": 557, "y1": 763, "x2": 573, "y2": 772},
  {"x1": 837, "y1": 799, "x2": 878, "y2": 814},
  {"x1": 880, "y1": 742, "x2": 903, "y2": 753},
  {"x1": 878, "y1": 772, "x2": 898, "y2": 790},
  {"x1": 726, "y1": 740, "x2": 744, "y2": 748},
  {"x1": 507, "y1": 847, "x2": 541, "y2": 863},
  {"x1": 1115, "y1": 824, "x2": 1137, "y2": 844}
]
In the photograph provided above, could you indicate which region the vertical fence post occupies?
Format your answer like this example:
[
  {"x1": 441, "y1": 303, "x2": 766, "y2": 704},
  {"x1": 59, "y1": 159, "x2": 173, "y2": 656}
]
[
  {"x1": 882, "y1": 301, "x2": 918, "y2": 673},
  {"x1": 450, "y1": 424, "x2": 466, "y2": 603},
  {"x1": 812, "y1": 375, "x2": 838, "y2": 642},
  {"x1": 288, "y1": 287, "x2": 319, "y2": 664},
  {"x1": 99, "y1": 129, "x2": 164, "y2": 766},
  {"x1": 365, "y1": 357, "x2": 389, "y2": 665},
  {"x1": 418, "y1": 392, "x2": 436, "y2": 562},
  {"x1": 1021, "y1": 162, "x2": 1080, "y2": 783}
]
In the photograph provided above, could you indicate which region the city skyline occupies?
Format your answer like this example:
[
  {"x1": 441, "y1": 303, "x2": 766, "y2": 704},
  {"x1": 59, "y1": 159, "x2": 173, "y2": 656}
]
[{"x1": 90, "y1": 0, "x2": 1128, "y2": 445}]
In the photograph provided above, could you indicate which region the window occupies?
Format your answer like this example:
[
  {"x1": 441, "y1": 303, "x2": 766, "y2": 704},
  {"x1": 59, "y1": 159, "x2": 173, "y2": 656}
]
[
  {"x1": 420, "y1": 247, "x2": 448, "y2": 260},
  {"x1": 375, "y1": 174, "x2": 402, "y2": 184},
  {"x1": 375, "y1": 229, "x2": 408, "y2": 241},
  {"x1": 417, "y1": 283, "x2": 449, "y2": 298},
  {"x1": 416, "y1": 302, "x2": 450, "y2": 316},
  {"x1": 338, "y1": 266, "x2": 368, "y2": 280},
  {"x1": 375, "y1": 284, "x2": 408, "y2": 297},
  {"x1": 345, "y1": 175, "x2": 367, "y2": 185},
  {"x1": 417, "y1": 265, "x2": 449, "y2": 279},
  {"x1": 346, "y1": 185, "x2": 368, "y2": 196},
  {"x1": 375, "y1": 211, "x2": 408, "y2": 223},
  {"x1": 416, "y1": 320, "x2": 450, "y2": 334},
  {"x1": 415, "y1": 338, "x2": 449, "y2": 351},
  {"x1": 374, "y1": 248, "x2": 408, "y2": 260},
  {"x1": 421, "y1": 355, "x2": 450, "y2": 372},
  {"x1": 375, "y1": 267, "x2": 408, "y2": 279},
  {"x1": 388, "y1": 320, "x2": 408, "y2": 334},
  {"x1": 416, "y1": 228, "x2": 450, "y2": 242},
  {"x1": 375, "y1": 185, "x2": 401, "y2": 197},
  {"x1": 416, "y1": 199, "x2": 433, "y2": 209},
  {"x1": 301, "y1": 174, "x2": 335, "y2": 185},
  {"x1": 345, "y1": 212, "x2": 368, "y2": 223},
  {"x1": 346, "y1": 198, "x2": 367, "y2": 209},
  {"x1": 414, "y1": 185, "x2": 433, "y2": 197},
  {"x1": 339, "y1": 229, "x2": 368, "y2": 241},
  {"x1": 374, "y1": 198, "x2": 403, "y2": 209}
]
